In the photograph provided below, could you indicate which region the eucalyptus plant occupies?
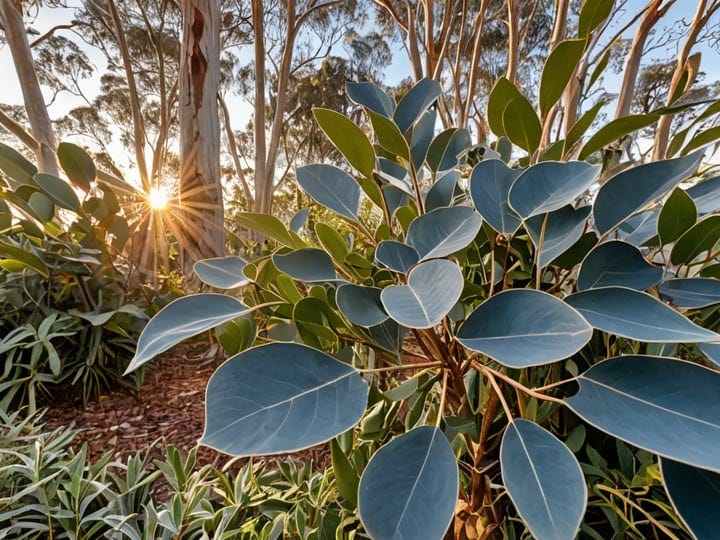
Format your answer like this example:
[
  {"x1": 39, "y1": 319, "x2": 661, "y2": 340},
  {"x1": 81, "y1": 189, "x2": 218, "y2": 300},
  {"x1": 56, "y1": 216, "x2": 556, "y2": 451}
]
[{"x1": 126, "y1": 76, "x2": 720, "y2": 539}]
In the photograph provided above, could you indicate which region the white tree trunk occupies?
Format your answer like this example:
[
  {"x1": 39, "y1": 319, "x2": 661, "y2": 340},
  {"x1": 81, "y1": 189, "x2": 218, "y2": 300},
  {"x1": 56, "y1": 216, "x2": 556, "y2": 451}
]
[
  {"x1": 0, "y1": 0, "x2": 58, "y2": 175},
  {"x1": 178, "y1": 0, "x2": 224, "y2": 267}
]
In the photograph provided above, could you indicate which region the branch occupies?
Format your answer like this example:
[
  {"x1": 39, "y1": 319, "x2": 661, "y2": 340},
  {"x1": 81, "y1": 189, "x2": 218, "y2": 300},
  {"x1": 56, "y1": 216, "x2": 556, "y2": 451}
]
[
  {"x1": 29, "y1": 23, "x2": 76, "y2": 48},
  {"x1": 0, "y1": 108, "x2": 38, "y2": 151}
]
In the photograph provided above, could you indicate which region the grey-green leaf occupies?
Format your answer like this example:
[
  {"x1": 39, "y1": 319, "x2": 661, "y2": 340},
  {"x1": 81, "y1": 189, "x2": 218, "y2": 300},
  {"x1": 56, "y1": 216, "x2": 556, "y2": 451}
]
[
  {"x1": 661, "y1": 458, "x2": 720, "y2": 540},
  {"x1": 659, "y1": 278, "x2": 720, "y2": 308},
  {"x1": 381, "y1": 259, "x2": 463, "y2": 329},
  {"x1": 593, "y1": 152, "x2": 704, "y2": 234},
  {"x1": 509, "y1": 161, "x2": 600, "y2": 218},
  {"x1": 202, "y1": 343, "x2": 368, "y2": 456},
  {"x1": 394, "y1": 78, "x2": 441, "y2": 132},
  {"x1": 125, "y1": 294, "x2": 250, "y2": 373},
  {"x1": 577, "y1": 241, "x2": 661, "y2": 291},
  {"x1": 565, "y1": 286, "x2": 719, "y2": 342},
  {"x1": 273, "y1": 248, "x2": 338, "y2": 282},
  {"x1": 374, "y1": 240, "x2": 420, "y2": 273},
  {"x1": 407, "y1": 206, "x2": 482, "y2": 261},
  {"x1": 687, "y1": 176, "x2": 720, "y2": 215},
  {"x1": 470, "y1": 159, "x2": 522, "y2": 234},
  {"x1": 347, "y1": 81, "x2": 394, "y2": 117},
  {"x1": 358, "y1": 426, "x2": 458, "y2": 540},
  {"x1": 426, "y1": 171, "x2": 460, "y2": 211},
  {"x1": 34, "y1": 173, "x2": 83, "y2": 214},
  {"x1": 297, "y1": 164, "x2": 362, "y2": 221},
  {"x1": 501, "y1": 420, "x2": 586, "y2": 540},
  {"x1": 457, "y1": 289, "x2": 592, "y2": 368},
  {"x1": 336, "y1": 284, "x2": 388, "y2": 327},
  {"x1": 566, "y1": 355, "x2": 720, "y2": 472},
  {"x1": 526, "y1": 205, "x2": 591, "y2": 268},
  {"x1": 194, "y1": 256, "x2": 249, "y2": 289}
]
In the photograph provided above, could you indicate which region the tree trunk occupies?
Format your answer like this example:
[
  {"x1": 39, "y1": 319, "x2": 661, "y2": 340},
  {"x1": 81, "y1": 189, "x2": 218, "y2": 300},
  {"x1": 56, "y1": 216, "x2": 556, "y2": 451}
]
[
  {"x1": 178, "y1": 0, "x2": 224, "y2": 269},
  {"x1": 0, "y1": 0, "x2": 58, "y2": 175},
  {"x1": 251, "y1": 0, "x2": 269, "y2": 215}
]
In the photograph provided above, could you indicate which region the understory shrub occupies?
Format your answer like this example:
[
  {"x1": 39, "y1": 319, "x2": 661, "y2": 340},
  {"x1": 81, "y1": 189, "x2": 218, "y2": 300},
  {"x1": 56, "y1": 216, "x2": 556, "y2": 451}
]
[
  {"x1": 127, "y1": 74, "x2": 720, "y2": 539},
  {"x1": 0, "y1": 143, "x2": 149, "y2": 410}
]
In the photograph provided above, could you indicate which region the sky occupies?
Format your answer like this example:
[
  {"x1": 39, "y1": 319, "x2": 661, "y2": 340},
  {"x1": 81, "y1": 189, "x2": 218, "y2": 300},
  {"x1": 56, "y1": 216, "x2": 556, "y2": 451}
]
[{"x1": 0, "y1": 0, "x2": 718, "y2": 176}]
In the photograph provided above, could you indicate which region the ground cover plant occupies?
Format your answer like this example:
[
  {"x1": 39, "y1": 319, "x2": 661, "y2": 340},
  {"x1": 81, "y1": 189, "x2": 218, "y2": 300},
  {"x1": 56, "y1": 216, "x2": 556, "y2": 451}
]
[{"x1": 126, "y1": 72, "x2": 720, "y2": 539}]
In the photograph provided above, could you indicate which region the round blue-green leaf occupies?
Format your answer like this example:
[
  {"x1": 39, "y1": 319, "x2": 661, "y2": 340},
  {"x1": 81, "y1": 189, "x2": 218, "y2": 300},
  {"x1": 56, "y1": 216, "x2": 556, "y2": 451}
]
[
  {"x1": 381, "y1": 259, "x2": 463, "y2": 329},
  {"x1": 470, "y1": 159, "x2": 522, "y2": 234},
  {"x1": 577, "y1": 241, "x2": 661, "y2": 291},
  {"x1": 661, "y1": 458, "x2": 720, "y2": 540},
  {"x1": 410, "y1": 109, "x2": 436, "y2": 170},
  {"x1": 358, "y1": 426, "x2": 458, "y2": 540},
  {"x1": 457, "y1": 289, "x2": 592, "y2": 368},
  {"x1": 426, "y1": 128, "x2": 470, "y2": 172},
  {"x1": 394, "y1": 78, "x2": 441, "y2": 133},
  {"x1": 297, "y1": 164, "x2": 361, "y2": 221},
  {"x1": 565, "y1": 287, "x2": 719, "y2": 343},
  {"x1": 125, "y1": 294, "x2": 250, "y2": 373},
  {"x1": 509, "y1": 161, "x2": 600, "y2": 218},
  {"x1": 202, "y1": 343, "x2": 368, "y2": 456},
  {"x1": 670, "y1": 215, "x2": 720, "y2": 265},
  {"x1": 273, "y1": 248, "x2": 338, "y2": 282},
  {"x1": 593, "y1": 152, "x2": 704, "y2": 235},
  {"x1": 659, "y1": 278, "x2": 720, "y2": 309},
  {"x1": 407, "y1": 206, "x2": 482, "y2": 261},
  {"x1": 193, "y1": 256, "x2": 249, "y2": 289},
  {"x1": 526, "y1": 205, "x2": 591, "y2": 268},
  {"x1": 687, "y1": 176, "x2": 720, "y2": 216},
  {"x1": 501, "y1": 420, "x2": 586, "y2": 540},
  {"x1": 347, "y1": 81, "x2": 394, "y2": 117},
  {"x1": 289, "y1": 207, "x2": 309, "y2": 232},
  {"x1": 426, "y1": 171, "x2": 459, "y2": 212},
  {"x1": 566, "y1": 356, "x2": 720, "y2": 472},
  {"x1": 699, "y1": 343, "x2": 720, "y2": 368},
  {"x1": 337, "y1": 284, "x2": 388, "y2": 327},
  {"x1": 374, "y1": 240, "x2": 419, "y2": 273}
]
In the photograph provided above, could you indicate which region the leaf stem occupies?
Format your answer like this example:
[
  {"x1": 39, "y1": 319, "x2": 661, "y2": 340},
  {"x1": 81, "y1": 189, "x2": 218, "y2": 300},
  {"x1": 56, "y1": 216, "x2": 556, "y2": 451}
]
[
  {"x1": 436, "y1": 369, "x2": 449, "y2": 428},
  {"x1": 471, "y1": 360, "x2": 565, "y2": 405},
  {"x1": 358, "y1": 361, "x2": 443, "y2": 373}
]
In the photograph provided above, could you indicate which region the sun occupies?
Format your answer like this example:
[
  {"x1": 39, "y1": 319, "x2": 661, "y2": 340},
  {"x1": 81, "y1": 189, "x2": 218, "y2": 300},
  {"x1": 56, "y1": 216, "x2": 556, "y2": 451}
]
[{"x1": 148, "y1": 186, "x2": 170, "y2": 211}]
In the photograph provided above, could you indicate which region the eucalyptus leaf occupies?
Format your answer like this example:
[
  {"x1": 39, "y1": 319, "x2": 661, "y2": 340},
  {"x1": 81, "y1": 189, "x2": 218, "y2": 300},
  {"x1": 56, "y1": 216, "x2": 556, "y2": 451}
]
[
  {"x1": 657, "y1": 188, "x2": 697, "y2": 244},
  {"x1": 273, "y1": 248, "x2": 338, "y2": 282},
  {"x1": 526, "y1": 205, "x2": 591, "y2": 268},
  {"x1": 565, "y1": 286, "x2": 719, "y2": 342},
  {"x1": 193, "y1": 256, "x2": 249, "y2": 289},
  {"x1": 34, "y1": 173, "x2": 83, "y2": 214},
  {"x1": 394, "y1": 78, "x2": 441, "y2": 132},
  {"x1": 659, "y1": 278, "x2": 720, "y2": 308},
  {"x1": 358, "y1": 426, "x2": 458, "y2": 540},
  {"x1": 410, "y1": 110, "x2": 437, "y2": 170},
  {"x1": 566, "y1": 356, "x2": 720, "y2": 472},
  {"x1": 202, "y1": 343, "x2": 368, "y2": 456},
  {"x1": 347, "y1": 81, "x2": 394, "y2": 117},
  {"x1": 313, "y1": 107, "x2": 375, "y2": 178},
  {"x1": 426, "y1": 128, "x2": 470, "y2": 172},
  {"x1": 501, "y1": 420, "x2": 586, "y2": 540},
  {"x1": 289, "y1": 207, "x2": 309, "y2": 232},
  {"x1": 539, "y1": 39, "x2": 587, "y2": 117},
  {"x1": 381, "y1": 259, "x2": 463, "y2": 328},
  {"x1": 57, "y1": 142, "x2": 96, "y2": 190},
  {"x1": 235, "y1": 213, "x2": 304, "y2": 248},
  {"x1": 469, "y1": 159, "x2": 522, "y2": 234},
  {"x1": 577, "y1": 241, "x2": 661, "y2": 291},
  {"x1": 509, "y1": 161, "x2": 600, "y2": 218},
  {"x1": 407, "y1": 206, "x2": 482, "y2": 261},
  {"x1": 457, "y1": 289, "x2": 592, "y2": 368},
  {"x1": 125, "y1": 294, "x2": 250, "y2": 373},
  {"x1": 297, "y1": 164, "x2": 362, "y2": 221},
  {"x1": 670, "y1": 215, "x2": 720, "y2": 265},
  {"x1": 336, "y1": 284, "x2": 388, "y2": 327},
  {"x1": 502, "y1": 98, "x2": 542, "y2": 154},
  {"x1": 425, "y1": 171, "x2": 460, "y2": 211},
  {"x1": 374, "y1": 240, "x2": 420, "y2": 273},
  {"x1": 687, "y1": 176, "x2": 720, "y2": 215}
]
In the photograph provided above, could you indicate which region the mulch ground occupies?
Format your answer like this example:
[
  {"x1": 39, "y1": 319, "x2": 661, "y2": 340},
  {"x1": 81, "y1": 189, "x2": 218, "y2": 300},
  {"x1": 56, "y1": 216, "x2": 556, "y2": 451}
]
[{"x1": 42, "y1": 340, "x2": 331, "y2": 473}]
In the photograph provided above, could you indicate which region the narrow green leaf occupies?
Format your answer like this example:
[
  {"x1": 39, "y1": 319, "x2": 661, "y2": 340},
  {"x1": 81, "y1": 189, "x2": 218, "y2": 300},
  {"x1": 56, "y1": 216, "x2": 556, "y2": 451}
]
[
  {"x1": 369, "y1": 110, "x2": 410, "y2": 158},
  {"x1": 0, "y1": 142, "x2": 37, "y2": 186},
  {"x1": 658, "y1": 188, "x2": 697, "y2": 244},
  {"x1": 34, "y1": 173, "x2": 83, "y2": 214},
  {"x1": 670, "y1": 215, "x2": 720, "y2": 265},
  {"x1": 579, "y1": 114, "x2": 660, "y2": 160},
  {"x1": 331, "y1": 438, "x2": 360, "y2": 506},
  {"x1": 314, "y1": 108, "x2": 375, "y2": 178},
  {"x1": 57, "y1": 142, "x2": 96, "y2": 191},
  {"x1": 235, "y1": 212, "x2": 304, "y2": 248},
  {"x1": 578, "y1": 0, "x2": 614, "y2": 37},
  {"x1": 682, "y1": 125, "x2": 720, "y2": 156},
  {"x1": 565, "y1": 102, "x2": 603, "y2": 150},
  {"x1": 502, "y1": 98, "x2": 542, "y2": 154},
  {"x1": 0, "y1": 241, "x2": 48, "y2": 277},
  {"x1": 540, "y1": 39, "x2": 587, "y2": 116}
]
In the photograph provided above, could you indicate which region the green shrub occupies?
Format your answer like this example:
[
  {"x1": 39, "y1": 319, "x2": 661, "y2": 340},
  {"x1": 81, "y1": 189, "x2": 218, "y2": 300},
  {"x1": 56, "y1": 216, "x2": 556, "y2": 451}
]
[{"x1": 0, "y1": 143, "x2": 149, "y2": 410}]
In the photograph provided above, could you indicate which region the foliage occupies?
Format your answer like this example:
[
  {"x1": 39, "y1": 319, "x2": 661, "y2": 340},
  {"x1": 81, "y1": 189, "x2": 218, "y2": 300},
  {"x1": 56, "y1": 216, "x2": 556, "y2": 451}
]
[
  {"x1": 128, "y1": 74, "x2": 720, "y2": 539},
  {"x1": 0, "y1": 142, "x2": 148, "y2": 411}
]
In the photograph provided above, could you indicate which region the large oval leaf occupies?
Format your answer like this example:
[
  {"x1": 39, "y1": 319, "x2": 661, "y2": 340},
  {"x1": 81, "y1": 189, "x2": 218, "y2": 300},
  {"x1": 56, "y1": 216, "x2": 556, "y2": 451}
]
[
  {"x1": 502, "y1": 98, "x2": 542, "y2": 154},
  {"x1": 407, "y1": 206, "x2": 482, "y2": 261},
  {"x1": 394, "y1": 78, "x2": 441, "y2": 133},
  {"x1": 577, "y1": 241, "x2": 661, "y2": 291},
  {"x1": 617, "y1": 209, "x2": 660, "y2": 247},
  {"x1": 457, "y1": 289, "x2": 592, "y2": 368},
  {"x1": 579, "y1": 114, "x2": 660, "y2": 160},
  {"x1": 501, "y1": 420, "x2": 586, "y2": 540},
  {"x1": 297, "y1": 164, "x2": 362, "y2": 221},
  {"x1": 426, "y1": 170, "x2": 460, "y2": 211},
  {"x1": 34, "y1": 173, "x2": 83, "y2": 214},
  {"x1": 273, "y1": 248, "x2": 338, "y2": 282},
  {"x1": 313, "y1": 108, "x2": 375, "y2": 178},
  {"x1": 358, "y1": 426, "x2": 458, "y2": 540},
  {"x1": 374, "y1": 240, "x2": 420, "y2": 273},
  {"x1": 661, "y1": 458, "x2": 720, "y2": 540},
  {"x1": 539, "y1": 39, "x2": 587, "y2": 117},
  {"x1": 369, "y1": 110, "x2": 410, "y2": 158},
  {"x1": 566, "y1": 356, "x2": 720, "y2": 472},
  {"x1": 659, "y1": 278, "x2": 720, "y2": 309},
  {"x1": 336, "y1": 284, "x2": 388, "y2": 327},
  {"x1": 593, "y1": 152, "x2": 704, "y2": 235},
  {"x1": 670, "y1": 215, "x2": 720, "y2": 265},
  {"x1": 346, "y1": 81, "x2": 394, "y2": 117},
  {"x1": 565, "y1": 287, "x2": 719, "y2": 343},
  {"x1": 509, "y1": 161, "x2": 600, "y2": 218},
  {"x1": 657, "y1": 187, "x2": 697, "y2": 244},
  {"x1": 0, "y1": 142, "x2": 37, "y2": 186},
  {"x1": 193, "y1": 256, "x2": 249, "y2": 289},
  {"x1": 687, "y1": 176, "x2": 720, "y2": 215},
  {"x1": 426, "y1": 128, "x2": 470, "y2": 172},
  {"x1": 202, "y1": 343, "x2": 368, "y2": 456},
  {"x1": 381, "y1": 259, "x2": 463, "y2": 329},
  {"x1": 125, "y1": 294, "x2": 250, "y2": 373},
  {"x1": 526, "y1": 205, "x2": 591, "y2": 268},
  {"x1": 57, "y1": 142, "x2": 96, "y2": 190},
  {"x1": 469, "y1": 159, "x2": 522, "y2": 234}
]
